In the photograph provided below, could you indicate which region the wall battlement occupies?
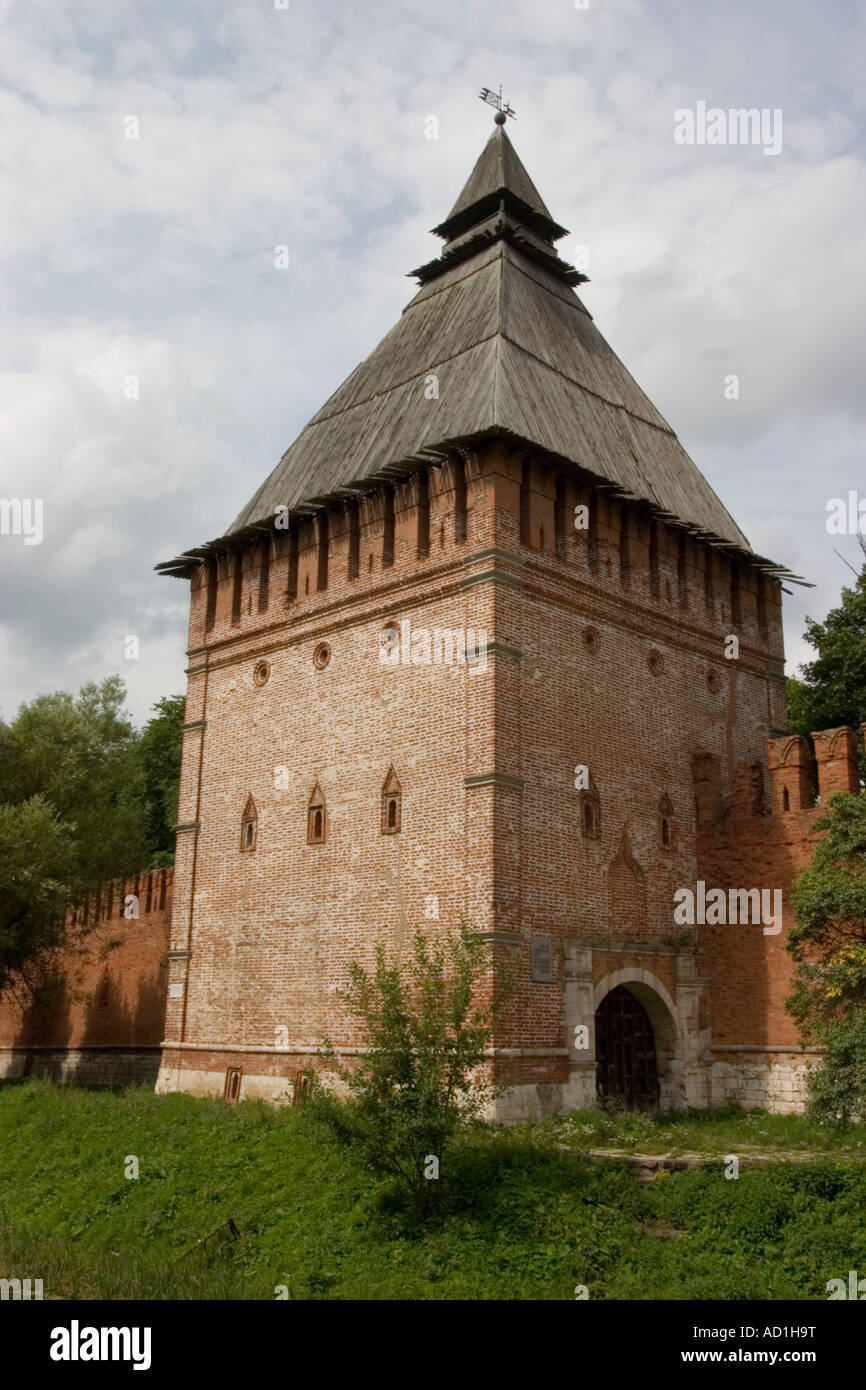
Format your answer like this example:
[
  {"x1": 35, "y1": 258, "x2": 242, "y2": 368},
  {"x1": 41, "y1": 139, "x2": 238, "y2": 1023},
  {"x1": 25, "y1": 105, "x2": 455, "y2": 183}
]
[
  {"x1": 0, "y1": 869, "x2": 173, "y2": 1088},
  {"x1": 695, "y1": 724, "x2": 864, "y2": 1112},
  {"x1": 185, "y1": 441, "x2": 784, "y2": 677}
]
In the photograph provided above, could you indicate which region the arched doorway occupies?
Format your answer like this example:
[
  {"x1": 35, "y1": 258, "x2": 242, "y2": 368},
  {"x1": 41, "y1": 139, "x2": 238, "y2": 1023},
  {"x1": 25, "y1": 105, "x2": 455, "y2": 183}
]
[{"x1": 595, "y1": 984, "x2": 660, "y2": 1112}]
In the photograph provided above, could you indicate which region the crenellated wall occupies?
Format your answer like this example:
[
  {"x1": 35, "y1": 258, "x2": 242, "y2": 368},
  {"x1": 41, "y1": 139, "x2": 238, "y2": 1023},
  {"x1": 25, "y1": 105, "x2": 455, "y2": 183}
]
[
  {"x1": 697, "y1": 725, "x2": 864, "y2": 1112},
  {"x1": 0, "y1": 869, "x2": 172, "y2": 1087}
]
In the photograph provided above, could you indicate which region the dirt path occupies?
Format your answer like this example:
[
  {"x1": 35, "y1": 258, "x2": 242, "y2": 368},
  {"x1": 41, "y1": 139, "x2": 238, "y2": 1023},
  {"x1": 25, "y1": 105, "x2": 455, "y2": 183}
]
[{"x1": 568, "y1": 1146, "x2": 865, "y2": 1181}]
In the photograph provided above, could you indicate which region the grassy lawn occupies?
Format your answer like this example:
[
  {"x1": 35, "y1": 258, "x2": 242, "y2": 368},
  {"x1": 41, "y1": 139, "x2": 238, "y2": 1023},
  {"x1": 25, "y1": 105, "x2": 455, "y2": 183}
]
[
  {"x1": 541, "y1": 1102, "x2": 866, "y2": 1156},
  {"x1": 1, "y1": 1080, "x2": 865, "y2": 1301}
]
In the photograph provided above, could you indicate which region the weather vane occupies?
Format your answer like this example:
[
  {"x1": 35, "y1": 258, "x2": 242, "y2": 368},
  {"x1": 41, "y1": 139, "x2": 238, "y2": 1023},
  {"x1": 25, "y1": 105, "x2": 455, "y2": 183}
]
[{"x1": 479, "y1": 85, "x2": 517, "y2": 124}]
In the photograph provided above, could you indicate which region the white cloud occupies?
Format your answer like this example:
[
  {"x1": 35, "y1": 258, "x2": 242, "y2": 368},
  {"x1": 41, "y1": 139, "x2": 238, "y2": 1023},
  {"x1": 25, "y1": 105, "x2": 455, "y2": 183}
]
[{"x1": 0, "y1": 0, "x2": 864, "y2": 722}]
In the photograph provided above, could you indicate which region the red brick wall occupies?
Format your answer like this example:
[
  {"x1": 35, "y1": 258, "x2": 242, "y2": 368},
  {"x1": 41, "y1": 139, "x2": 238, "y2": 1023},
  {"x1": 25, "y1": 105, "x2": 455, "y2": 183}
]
[
  {"x1": 478, "y1": 446, "x2": 787, "y2": 1085},
  {"x1": 6, "y1": 439, "x2": 856, "y2": 1112},
  {"x1": 5, "y1": 436, "x2": 858, "y2": 1111},
  {"x1": 0, "y1": 870, "x2": 172, "y2": 1076},
  {"x1": 164, "y1": 452, "x2": 499, "y2": 1081},
  {"x1": 8, "y1": 434, "x2": 855, "y2": 1112},
  {"x1": 698, "y1": 727, "x2": 863, "y2": 1049},
  {"x1": 157, "y1": 438, "x2": 802, "y2": 1100}
]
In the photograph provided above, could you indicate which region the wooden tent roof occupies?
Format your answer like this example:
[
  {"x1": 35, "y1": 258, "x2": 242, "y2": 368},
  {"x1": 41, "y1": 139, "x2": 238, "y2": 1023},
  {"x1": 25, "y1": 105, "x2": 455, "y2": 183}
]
[
  {"x1": 159, "y1": 121, "x2": 803, "y2": 585},
  {"x1": 438, "y1": 122, "x2": 558, "y2": 230},
  {"x1": 231, "y1": 236, "x2": 750, "y2": 551}
]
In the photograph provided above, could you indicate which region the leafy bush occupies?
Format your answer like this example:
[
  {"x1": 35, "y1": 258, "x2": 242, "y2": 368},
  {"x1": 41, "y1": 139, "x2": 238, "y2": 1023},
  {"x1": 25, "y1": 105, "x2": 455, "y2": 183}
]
[
  {"x1": 318, "y1": 926, "x2": 506, "y2": 1216},
  {"x1": 806, "y1": 1009, "x2": 866, "y2": 1125}
]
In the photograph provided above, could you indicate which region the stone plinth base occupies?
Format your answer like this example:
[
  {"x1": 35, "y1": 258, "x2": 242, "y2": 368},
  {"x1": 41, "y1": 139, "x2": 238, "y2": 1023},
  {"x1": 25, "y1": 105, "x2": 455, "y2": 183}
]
[
  {"x1": 0, "y1": 1046, "x2": 162, "y2": 1088},
  {"x1": 710, "y1": 1049, "x2": 819, "y2": 1113}
]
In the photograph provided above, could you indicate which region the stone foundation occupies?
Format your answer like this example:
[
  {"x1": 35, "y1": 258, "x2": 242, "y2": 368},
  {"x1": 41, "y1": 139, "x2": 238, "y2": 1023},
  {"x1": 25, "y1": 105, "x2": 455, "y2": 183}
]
[
  {"x1": 4, "y1": 1042, "x2": 815, "y2": 1117},
  {"x1": 0, "y1": 1046, "x2": 162, "y2": 1088},
  {"x1": 155, "y1": 1045, "x2": 344, "y2": 1105},
  {"x1": 495, "y1": 1051, "x2": 818, "y2": 1121},
  {"x1": 710, "y1": 1048, "x2": 820, "y2": 1113}
]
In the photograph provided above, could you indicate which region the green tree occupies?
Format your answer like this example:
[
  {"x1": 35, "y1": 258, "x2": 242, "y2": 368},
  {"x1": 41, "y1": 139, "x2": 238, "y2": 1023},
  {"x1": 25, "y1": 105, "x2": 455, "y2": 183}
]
[
  {"x1": 320, "y1": 926, "x2": 506, "y2": 1216},
  {"x1": 786, "y1": 562, "x2": 866, "y2": 740},
  {"x1": 787, "y1": 792, "x2": 866, "y2": 1123},
  {"x1": 0, "y1": 677, "x2": 146, "y2": 991},
  {"x1": 785, "y1": 676, "x2": 813, "y2": 737},
  {"x1": 804, "y1": 1012, "x2": 866, "y2": 1126},
  {"x1": 0, "y1": 676, "x2": 146, "y2": 884},
  {"x1": 132, "y1": 694, "x2": 185, "y2": 866},
  {"x1": 0, "y1": 797, "x2": 77, "y2": 989}
]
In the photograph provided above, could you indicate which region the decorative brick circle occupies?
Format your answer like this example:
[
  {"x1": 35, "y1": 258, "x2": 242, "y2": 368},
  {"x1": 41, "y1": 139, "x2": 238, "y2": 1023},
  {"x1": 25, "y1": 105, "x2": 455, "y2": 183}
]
[
  {"x1": 253, "y1": 659, "x2": 270, "y2": 687},
  {"x1": 647, "y1": 649, "x2": 664, "y2": 676},
  {"x1": 313, "y1": 642, "x2": 332, "y2": 670},
  {"x1": 583, "y1": 627, "x2": 600, "y2": 654}
]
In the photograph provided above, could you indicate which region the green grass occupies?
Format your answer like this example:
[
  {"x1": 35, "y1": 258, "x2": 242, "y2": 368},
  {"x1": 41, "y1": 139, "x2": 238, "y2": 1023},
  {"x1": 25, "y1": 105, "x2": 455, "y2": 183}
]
[
  {"x1": 1, "y1": 1081, "x2": 865, "y2": 1300},
  {"x1": 541, "y1": 1100, "x2": 866, "y2": 1156}
]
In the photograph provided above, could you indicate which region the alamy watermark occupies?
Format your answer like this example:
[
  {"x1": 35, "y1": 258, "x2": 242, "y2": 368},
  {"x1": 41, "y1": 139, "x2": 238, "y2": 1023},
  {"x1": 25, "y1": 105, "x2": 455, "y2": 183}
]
[
  {"x1": 825, "y1": 491, "x2": 866, "y2": 535},
  {"x1": 673, "y1": 881, "x2": 782, "y2": 935},
  {"x1": 0, "y1": 498, "x2": 43, "y2": 545},
  {"x1": 674, "y1": 102, "x2": 782, "y2": 157},
  {"x1": 49, "y1": 1321, "x2": 152, "y2": 1370},
  {"x1": 379, "y1": 620, "x2": 488, "y2": 673},
  {"x1": 1, "y1": 1276, "x2": 43, "y2": 1300},
  {"x1": 826, "y1": 1270, "x2": 866, "y2": 1299}
]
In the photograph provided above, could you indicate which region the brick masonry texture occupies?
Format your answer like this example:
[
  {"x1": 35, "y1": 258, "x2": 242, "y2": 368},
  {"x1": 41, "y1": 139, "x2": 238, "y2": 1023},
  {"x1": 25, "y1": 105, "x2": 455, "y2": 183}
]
[
  {"x1": 2, "y1": 448, "x2": 861, "y2": 1115},
  {"x1": 0, "y1": 870, "x2": 171, "y2": 1087}
]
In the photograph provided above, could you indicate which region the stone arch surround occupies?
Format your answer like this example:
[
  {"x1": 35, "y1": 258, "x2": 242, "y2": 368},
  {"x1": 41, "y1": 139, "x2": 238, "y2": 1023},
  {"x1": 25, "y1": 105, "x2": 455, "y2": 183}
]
[
  {"x1": 592, "y1": 968, "x2": 679, "y2": 1025},
  {"x1": 593, "y1": 969, "x2": 681, "y2": 1111},
  {"x1": 494, "y1": 945, "x2": 712, "y2": 1121}
]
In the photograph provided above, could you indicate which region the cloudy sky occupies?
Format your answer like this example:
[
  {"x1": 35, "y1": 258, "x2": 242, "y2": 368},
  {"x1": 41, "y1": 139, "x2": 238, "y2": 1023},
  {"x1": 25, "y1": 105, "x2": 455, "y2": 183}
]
[{"x1": 1, "y1": 0, "x2": 864, "y2": 726}]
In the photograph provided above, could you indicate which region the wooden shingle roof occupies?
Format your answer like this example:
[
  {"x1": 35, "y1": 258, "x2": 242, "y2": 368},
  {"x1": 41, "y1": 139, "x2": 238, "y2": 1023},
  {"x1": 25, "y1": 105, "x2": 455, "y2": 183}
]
[
  {"x1": 439, "y1": 122, "x2": 557, "y2": 228},
  {"x1": 160, "y1": 121, "x2": 803, "y2": 584},
  {"x1": 230, "y1": 237, "x2": 751, "y2": 552}
]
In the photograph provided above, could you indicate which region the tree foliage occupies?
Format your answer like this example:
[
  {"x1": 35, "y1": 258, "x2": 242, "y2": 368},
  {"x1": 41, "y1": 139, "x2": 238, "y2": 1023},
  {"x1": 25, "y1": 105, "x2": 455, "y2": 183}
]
[
  {"x1": 787, "y1": 792, "x2": 866, "y2": 1035},
  {"x1": 133, "y1": 694, "x2": 185, "y2": 866},
  {"x1": 787, "y1": 792, "x2": 866, "y2": 1123},
  {"x1": 0, "y1": 678, "x2": 184, "y2": 992},
  {"x1": 0, "y1": 677, "x2": 144, "y2": 882},
  {"x1": 786, "y1": 563, "x2": 866, "y2": 741},
  {"x1": 804, "y1": 1010, "x2": 866, "y2": 1126},
  {"x1": 0, "y1": 797, "x2": 78, "y2": 987}
]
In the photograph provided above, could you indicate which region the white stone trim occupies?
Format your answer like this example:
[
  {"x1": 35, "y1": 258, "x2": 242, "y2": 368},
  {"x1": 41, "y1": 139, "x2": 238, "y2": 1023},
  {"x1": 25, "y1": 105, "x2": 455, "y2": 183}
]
[{"x1": 592, "y1": 967, "x2": 681, "y2": 1034}]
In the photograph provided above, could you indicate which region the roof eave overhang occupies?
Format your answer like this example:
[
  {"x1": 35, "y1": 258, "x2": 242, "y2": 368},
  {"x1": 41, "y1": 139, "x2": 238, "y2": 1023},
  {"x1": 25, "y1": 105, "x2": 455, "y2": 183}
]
[
  {"x1": 432, "y1": 188, "x2": 569, "y2": 245},
  {"x1": 155, "y1": 429, "x2": 807, "y2": 584},
  {"x1": 411, "y1": 225, "x2": 587, "y2": 288}
]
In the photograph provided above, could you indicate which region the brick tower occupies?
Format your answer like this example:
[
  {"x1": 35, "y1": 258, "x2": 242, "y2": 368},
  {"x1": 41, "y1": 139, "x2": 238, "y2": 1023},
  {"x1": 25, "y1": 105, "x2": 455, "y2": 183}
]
[{"x1": 155, "y1": 117, "x2": 806, "y2": 1116}]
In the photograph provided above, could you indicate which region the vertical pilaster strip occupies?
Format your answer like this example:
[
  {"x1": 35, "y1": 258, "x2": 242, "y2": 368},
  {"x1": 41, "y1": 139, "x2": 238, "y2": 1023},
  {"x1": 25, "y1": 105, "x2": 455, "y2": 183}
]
[
  {"x1": 460, "y1": 537, "x2": 526, "y2": 1061},
  {"x1": 563, "y1": 944, "x2": 596, "y2": 1107},
  {"x1": 164, "y1": 655, "x2": 209, "y2": 1063}
]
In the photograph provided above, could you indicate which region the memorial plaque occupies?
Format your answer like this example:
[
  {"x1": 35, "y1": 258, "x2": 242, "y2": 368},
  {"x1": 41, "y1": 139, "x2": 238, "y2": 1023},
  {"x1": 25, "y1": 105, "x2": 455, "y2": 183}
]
[{"x1": 530, "y1": 937, "x2": 554, "y2": 982}]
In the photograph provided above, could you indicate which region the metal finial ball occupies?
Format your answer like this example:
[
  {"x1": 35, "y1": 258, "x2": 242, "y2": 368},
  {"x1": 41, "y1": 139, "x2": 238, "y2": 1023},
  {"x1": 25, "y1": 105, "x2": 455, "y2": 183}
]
[{"x1": 494, "y1": 110, "x2": 506, "y2": 125}]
